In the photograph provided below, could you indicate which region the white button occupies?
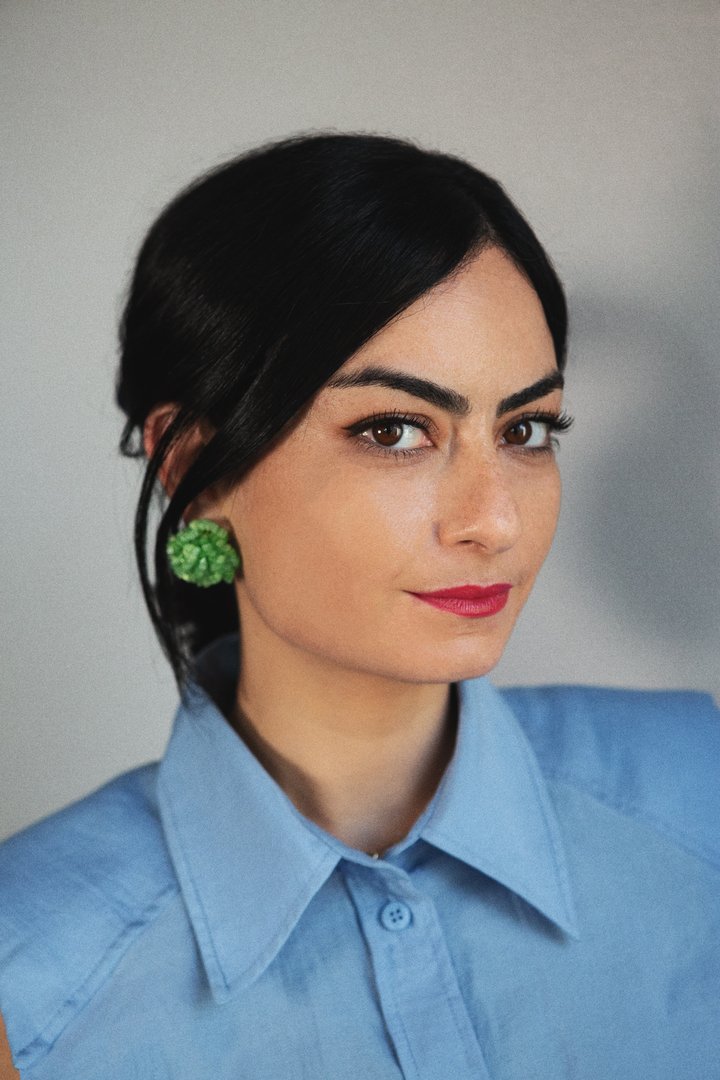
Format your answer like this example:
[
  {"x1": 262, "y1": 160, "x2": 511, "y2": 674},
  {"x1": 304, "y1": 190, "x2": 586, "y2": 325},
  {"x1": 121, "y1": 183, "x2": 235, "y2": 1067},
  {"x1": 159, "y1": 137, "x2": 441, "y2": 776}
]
[{"x1": 379, "y1": 900, "x2": 412, "y2": 930}]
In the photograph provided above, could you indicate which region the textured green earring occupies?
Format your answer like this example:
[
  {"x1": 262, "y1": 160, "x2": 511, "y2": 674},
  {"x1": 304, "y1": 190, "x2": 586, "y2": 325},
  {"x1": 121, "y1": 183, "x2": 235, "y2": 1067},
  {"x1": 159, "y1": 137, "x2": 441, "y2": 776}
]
[{"x1": 166, "y1": 518, "x2": 242, "y2": 587}]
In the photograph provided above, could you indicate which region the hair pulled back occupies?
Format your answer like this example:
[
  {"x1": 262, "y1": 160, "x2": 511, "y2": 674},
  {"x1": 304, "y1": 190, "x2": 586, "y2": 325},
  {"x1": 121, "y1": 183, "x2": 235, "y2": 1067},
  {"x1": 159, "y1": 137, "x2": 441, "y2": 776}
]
[{"x1": 116, "y1": 130, "x2": 568, "y2": 693}]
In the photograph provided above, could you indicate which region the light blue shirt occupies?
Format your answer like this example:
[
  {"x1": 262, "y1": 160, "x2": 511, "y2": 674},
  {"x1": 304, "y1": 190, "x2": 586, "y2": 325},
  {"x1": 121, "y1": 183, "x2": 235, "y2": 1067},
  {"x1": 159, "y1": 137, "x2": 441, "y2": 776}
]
[{"x1": 1, "y1": 633, "x2": 719, "y2": 1078}]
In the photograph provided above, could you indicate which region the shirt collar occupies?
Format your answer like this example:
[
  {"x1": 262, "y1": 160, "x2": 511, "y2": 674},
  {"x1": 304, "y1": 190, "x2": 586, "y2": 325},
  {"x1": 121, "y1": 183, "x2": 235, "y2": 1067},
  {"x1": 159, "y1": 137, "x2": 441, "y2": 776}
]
[
  {"x1": 158, "y1": 633, "x2": 579, "y2": 1003},
  {"x1": 422, "y1": 673, "x2": 579, "y2": 939}
]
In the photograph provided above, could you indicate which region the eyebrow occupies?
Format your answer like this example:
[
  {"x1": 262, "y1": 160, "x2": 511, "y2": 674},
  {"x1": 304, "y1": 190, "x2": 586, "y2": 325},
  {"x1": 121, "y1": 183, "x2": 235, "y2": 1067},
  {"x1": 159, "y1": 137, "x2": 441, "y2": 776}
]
[{"x1": 326, "y1": 365, "x2": 564, "y2": 418}]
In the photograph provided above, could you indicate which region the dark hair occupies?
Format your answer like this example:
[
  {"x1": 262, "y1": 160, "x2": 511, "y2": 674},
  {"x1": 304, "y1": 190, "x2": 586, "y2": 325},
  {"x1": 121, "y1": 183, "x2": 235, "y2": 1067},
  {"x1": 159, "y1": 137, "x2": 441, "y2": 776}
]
[{"x1": 115, "y1": 130, "x2": 568, "y2": 693}]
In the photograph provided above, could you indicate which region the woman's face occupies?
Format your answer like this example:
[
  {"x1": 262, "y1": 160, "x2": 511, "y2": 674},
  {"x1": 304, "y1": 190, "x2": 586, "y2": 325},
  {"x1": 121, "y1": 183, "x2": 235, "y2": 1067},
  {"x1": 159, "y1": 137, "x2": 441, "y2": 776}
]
[{"x1": 216, "y1": 244, "x2": 565, "y2": 684}]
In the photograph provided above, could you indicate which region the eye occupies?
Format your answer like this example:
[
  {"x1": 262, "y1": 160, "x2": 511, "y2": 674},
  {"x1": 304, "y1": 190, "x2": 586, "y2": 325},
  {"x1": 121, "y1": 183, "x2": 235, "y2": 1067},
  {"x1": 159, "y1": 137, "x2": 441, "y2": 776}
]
[
  {"x1": 504, "y1": 417, "x2": 551, "y2": 449},
  {"x1": 344, "y1": 410, "x2": 434, "y2": 459},
  {"x1": 502, "y1": 410, "x2": 574, "y2": 454}
]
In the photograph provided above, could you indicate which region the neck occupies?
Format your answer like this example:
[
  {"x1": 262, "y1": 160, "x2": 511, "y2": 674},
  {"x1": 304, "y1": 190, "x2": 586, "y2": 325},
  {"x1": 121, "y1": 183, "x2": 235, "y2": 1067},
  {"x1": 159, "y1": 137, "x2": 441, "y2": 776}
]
[{"x1": 227, "y1": 611, "x2": 459, "y2": 856}]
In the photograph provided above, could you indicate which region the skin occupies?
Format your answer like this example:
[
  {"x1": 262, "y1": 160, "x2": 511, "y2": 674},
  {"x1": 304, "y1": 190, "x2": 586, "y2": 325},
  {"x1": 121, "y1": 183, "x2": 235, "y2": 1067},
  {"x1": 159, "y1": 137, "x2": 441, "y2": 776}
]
[
  {"x1": 144, "y1": 245, "x2": 565, "y2": 856},
  {"x1": 0, "y1": 1014, "x2": 18, "y2": 1080}
]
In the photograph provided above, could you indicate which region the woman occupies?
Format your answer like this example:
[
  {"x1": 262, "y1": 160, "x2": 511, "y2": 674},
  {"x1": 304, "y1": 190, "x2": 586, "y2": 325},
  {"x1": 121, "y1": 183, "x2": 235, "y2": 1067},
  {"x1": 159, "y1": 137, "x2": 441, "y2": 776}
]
[{"x1": 0, "y1": 131, "x2": 718, "y2": 1079}]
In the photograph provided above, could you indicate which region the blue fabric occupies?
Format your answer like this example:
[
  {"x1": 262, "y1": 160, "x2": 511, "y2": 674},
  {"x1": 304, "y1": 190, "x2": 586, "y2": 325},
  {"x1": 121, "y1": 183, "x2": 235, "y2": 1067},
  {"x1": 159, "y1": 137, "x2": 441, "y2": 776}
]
[{"x1": 1, "y1": 633, "x2": 719, "y2": 1079}]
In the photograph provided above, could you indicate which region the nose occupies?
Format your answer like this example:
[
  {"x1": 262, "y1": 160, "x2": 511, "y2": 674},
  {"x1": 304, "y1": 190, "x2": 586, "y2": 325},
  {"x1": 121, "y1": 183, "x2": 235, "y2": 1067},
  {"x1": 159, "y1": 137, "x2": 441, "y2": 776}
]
[{"x1": 436, "y1": 457, "x2": 522, "y2": 555}]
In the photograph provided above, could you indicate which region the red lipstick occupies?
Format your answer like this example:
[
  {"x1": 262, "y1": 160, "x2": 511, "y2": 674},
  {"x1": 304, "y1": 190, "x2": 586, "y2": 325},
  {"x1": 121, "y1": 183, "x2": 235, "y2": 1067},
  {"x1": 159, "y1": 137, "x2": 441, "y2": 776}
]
[{"x1": 408, "y1": 583, "x2": 511, "y2": 618}]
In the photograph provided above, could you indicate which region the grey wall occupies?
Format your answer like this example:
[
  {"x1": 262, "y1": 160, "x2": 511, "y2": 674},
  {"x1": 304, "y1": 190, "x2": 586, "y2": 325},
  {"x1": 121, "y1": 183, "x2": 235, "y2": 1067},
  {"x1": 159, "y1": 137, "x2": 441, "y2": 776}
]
[{"x1": 2, "y1": 0, "x2": 718, "y2": 840}]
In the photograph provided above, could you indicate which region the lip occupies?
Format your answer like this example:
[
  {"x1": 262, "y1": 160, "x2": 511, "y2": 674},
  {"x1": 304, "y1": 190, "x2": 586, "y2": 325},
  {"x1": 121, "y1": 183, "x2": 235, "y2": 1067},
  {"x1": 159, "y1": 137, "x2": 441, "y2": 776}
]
[
  {"x1": 411, "y1": 583, "x2": 512, "y2": 599},
  {"x1": 408, "y1": 583, "x2": 512, "y2": 619}
]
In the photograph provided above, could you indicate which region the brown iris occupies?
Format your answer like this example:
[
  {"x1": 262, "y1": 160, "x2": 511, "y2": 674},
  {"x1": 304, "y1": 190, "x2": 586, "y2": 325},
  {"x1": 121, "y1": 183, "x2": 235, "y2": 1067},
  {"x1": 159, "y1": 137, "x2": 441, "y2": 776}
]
[
  {"x1": 372, "y1": 421, "x2": 404, "y2": 447},
  {"x1": 505, "y1": 420, "x2": 534, "y2": 445}
]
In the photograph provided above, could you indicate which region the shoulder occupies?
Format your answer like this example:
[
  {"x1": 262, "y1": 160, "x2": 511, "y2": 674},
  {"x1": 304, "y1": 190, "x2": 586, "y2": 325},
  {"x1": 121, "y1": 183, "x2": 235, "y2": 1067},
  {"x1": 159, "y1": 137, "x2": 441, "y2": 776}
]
[
  {"x1": 0, "y1": 764, "x2": 178, "y2": 1071},
  {"x1": 498, "y1": 683, "x2": 720, "y2": 868}
]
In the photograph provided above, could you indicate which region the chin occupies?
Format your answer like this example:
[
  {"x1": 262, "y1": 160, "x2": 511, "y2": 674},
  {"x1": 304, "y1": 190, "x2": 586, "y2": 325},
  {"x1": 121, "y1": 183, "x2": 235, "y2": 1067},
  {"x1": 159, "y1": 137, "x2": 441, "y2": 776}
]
[{"x1": 377, "y1": 634, "x2": 512, "y2": 685}]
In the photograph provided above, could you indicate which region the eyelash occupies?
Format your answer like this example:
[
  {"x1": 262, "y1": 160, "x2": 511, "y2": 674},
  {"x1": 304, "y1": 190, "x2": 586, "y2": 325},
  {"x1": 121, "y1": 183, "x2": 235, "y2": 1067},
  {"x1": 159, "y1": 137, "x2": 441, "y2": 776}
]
[{"x1": 344, "y1": 408, "x2": 575, "y2": 460}]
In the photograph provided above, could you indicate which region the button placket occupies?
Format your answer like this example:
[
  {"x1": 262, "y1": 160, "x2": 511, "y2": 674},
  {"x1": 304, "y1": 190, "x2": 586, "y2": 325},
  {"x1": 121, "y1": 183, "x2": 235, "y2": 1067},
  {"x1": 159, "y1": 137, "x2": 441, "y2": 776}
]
[{"x1": 341, "y1": 863, "x2": 492, "y2": 1079}]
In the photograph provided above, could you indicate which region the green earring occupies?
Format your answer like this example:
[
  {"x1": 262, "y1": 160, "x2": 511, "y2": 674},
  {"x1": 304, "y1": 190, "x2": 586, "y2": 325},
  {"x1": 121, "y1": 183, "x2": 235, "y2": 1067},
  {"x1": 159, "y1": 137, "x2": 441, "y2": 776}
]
[{"x1": 166, "y1": 518, "x2": 242, "y2": 587}]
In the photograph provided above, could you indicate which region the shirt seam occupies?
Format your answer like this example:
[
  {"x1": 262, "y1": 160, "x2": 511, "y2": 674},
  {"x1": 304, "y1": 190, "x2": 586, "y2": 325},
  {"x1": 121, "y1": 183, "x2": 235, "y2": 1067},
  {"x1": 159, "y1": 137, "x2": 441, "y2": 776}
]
[
  {"x1": 546, "y1": 769, "x2": 720, "y2": 873},
  {"x1": 424, "y1": 905, "x2": 488, "y2": 1074},
  {"x1": 14, "y1": 882, "x2": 178, "y2": 1070},
  {"x1": 383, "y1": 939, "x2": 422, "y2": 1080}
]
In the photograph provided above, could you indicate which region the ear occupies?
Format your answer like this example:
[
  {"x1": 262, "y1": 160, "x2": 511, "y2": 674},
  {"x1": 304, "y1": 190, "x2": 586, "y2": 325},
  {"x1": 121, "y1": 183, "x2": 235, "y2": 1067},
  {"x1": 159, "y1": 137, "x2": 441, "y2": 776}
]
[
  {"x1": 143, "y1": 403, "x2": 197, "y2": 496},
  {"x1": 143, "y1": 404, "x2": 218, "y2": 522}
]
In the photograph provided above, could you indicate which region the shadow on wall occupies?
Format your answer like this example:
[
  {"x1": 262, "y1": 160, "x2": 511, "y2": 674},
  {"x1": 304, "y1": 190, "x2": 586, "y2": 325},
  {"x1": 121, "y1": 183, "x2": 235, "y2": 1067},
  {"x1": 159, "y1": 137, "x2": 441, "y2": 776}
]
[{"x1": 561, "y1": 287, "x2": 719, "y2": 649}]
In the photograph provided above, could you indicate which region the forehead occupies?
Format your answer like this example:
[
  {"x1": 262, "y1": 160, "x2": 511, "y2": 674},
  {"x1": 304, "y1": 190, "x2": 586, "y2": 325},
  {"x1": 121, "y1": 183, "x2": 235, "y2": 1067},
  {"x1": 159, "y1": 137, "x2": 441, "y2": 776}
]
[{"x1": 326, "y1": 246, "x2": 557, "y2": 406}]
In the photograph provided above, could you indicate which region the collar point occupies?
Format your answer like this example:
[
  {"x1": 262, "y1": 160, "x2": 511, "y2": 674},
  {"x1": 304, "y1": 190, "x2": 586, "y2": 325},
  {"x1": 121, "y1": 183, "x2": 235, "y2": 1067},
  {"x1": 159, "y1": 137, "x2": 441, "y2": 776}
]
[
  {"x1": 206, "y1": 959, "x2": 267, "y2": 1004},
  {"x1": 550, "y1": 896, "x2": 581, "y2": 941}
]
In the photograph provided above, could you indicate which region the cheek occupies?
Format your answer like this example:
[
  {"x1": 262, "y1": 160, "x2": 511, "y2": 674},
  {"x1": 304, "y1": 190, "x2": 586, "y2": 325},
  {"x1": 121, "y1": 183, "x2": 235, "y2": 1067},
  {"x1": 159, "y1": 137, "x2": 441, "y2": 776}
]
[
  {"x1": 236, "y1": 482, "x2": 427, "y2": 671},
  {"x1": 238, "y1": 466, "x2": 418, "y2": 612},
  {"x1": 518, "y1": 465, "x2": 562, "y2": 568}
]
